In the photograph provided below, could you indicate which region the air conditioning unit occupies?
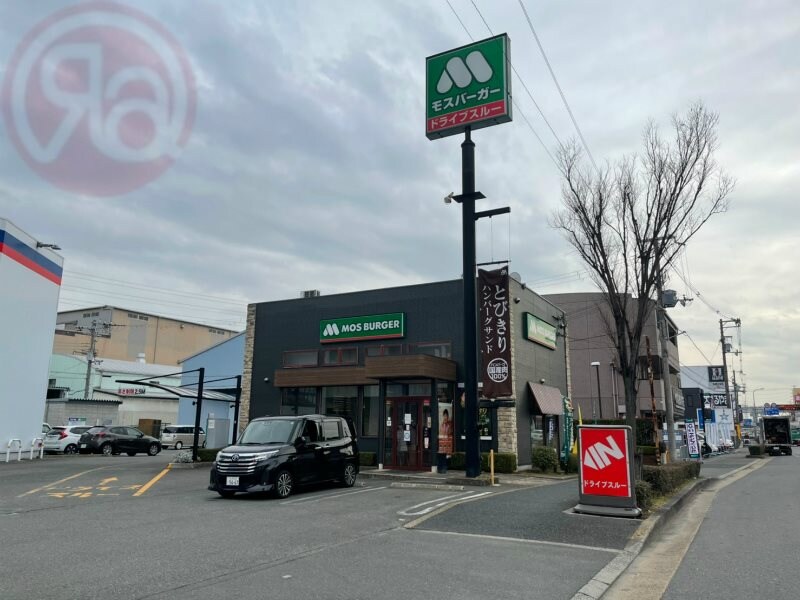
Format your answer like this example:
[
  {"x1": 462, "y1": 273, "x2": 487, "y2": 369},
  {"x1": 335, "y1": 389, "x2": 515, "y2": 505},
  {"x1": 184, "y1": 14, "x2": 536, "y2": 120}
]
[
  {"x1": 302, "y1": 290, "x2": 321, "y2": 298},
  {"x1": 661, "y1": 289, "x2": 678, "y2": 308}
]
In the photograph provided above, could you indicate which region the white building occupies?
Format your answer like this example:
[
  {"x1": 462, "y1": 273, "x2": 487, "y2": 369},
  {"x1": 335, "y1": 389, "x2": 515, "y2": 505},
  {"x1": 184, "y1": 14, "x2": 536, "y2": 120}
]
[{"x1": 1, "y1": 219, "x2": 63, "y2": 457}]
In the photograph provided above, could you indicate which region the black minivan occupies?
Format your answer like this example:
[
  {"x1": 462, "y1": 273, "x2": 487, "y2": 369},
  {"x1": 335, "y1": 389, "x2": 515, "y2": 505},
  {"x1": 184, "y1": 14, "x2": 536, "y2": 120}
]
[{"x1": 208, "y1": 415, "x2": 359, "y2": 499}]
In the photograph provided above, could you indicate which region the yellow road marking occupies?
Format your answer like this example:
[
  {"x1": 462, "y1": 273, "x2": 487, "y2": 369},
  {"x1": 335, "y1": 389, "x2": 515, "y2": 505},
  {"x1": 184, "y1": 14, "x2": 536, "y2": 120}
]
[
  {"x1": 47, "y1": 493, "x2": 69, "y2": 499},
  {"x1": 133, "y1": 465, "x2": 171, "y2": 497},
  {"x1": 18, "y1": 466, "x2": 111, "y2": 497},
  {"x1": 99, "y1": 477, "x2": 118, "y2": 486}
]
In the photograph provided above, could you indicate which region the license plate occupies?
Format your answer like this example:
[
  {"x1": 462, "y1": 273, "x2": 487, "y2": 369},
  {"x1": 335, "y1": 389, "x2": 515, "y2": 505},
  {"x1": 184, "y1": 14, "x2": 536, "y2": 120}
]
[
  {"x1": 226, "y1": 477, "x2": 239, "y2": 486},
  {"x1": 80, "y1": 444, "x2": 87, "y2": 448}
]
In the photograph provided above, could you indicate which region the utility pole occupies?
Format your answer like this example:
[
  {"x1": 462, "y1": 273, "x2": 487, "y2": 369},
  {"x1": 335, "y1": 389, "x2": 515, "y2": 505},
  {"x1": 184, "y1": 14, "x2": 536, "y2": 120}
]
[
  {"x1": 656, "y1": 261, "x2": 676, "y2": 462},
  {"x1": 719, "y1": 318, "x2": 741, "y2": 443},
  {"x1": 83, "y1": 320, "x2": 99, "y2": 398},
  {"x1": 646, "y1": 336, "x2": 661, "y2": 465}
]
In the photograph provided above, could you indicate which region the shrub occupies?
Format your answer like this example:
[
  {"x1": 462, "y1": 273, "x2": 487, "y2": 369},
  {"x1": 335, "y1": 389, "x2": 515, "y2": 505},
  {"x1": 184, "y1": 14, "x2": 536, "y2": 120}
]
[
  {"x1": 173, "y1": 450, "x2": 193, "y2": 463},
  {"x1": 196, "y1": 448, "x2": 221, "y2": 462},
  {"x1": 532, "y1": 447, "x2": 559, "y2": 473},
  {"x1": 563, "y1": 452, "x2": 580, "y2": 474},
  {"x1": 637, "y1": 445, "x2": 657, "y2": 456},
  {"x1": 635, "y1": 480, "x2": 654, "y2": 512},
  {"x1": 359, "y1": 452, "x2": 376, "y2": 467},
  {"x1": 641, "y1": 462, "x2": 700, "y2": 494}
]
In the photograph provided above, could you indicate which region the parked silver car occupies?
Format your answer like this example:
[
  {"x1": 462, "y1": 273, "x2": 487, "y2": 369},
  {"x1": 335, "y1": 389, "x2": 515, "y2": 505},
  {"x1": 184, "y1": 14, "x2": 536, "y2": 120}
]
[{"x1": 160, "y1": 425, "x2": 206, "y2": 450}]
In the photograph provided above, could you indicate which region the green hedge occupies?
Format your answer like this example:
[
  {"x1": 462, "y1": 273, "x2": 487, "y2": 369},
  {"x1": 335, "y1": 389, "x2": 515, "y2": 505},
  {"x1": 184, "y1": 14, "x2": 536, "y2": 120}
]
[
  {"x1": 563, "y1": 452, "x2": 580, "y2": 474},
  {"x1": 635, "y1": 480, "x2": 654, "y2": 512},
  {"x1": 196, "y1": 448, "x2": 221, "y2": 462},
  {"x1": 641, "y1": 462, "x2": 701, "y2": 494},
  {"x1": 448, "y1": 452, "x2": 517, "y2": 473},
  {"x1": 360, "y1": 452, "x2": 376, "y2": 467},
  {"x1": 531, "y1": 447, "x2": 559, "y2": 473}
]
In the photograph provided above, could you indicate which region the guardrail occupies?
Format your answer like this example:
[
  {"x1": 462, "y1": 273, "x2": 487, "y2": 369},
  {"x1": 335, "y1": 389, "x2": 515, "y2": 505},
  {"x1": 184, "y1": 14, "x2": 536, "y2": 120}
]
[
  {"x1": 6, "y1": 439, "x2": 22, "y2": 462},
  {"x1": 30, "y1": 437, "x2": 44, "y2": 460}
]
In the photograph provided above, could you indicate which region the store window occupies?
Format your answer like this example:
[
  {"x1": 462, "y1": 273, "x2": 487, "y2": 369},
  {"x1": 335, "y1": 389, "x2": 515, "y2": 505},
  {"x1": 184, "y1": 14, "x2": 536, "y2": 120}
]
[
  {"x1": 530, "y1": 415, "x2": 544, "y2": 447},
  {"x1": 366, "y1": 344, "x2": 402, "y2": 357},
  {"x1": 323, "y1": 386, "x2": 357, "y2": 421},
  {"x1": 322, "y1": 347, "x2": 358, "y2": 366},
  {"x1": 408, "y1": 342, "x2": 451, "y2": 359},
  {"x1": 283, "y1": 350, "x2": 318, "y2": 368},
  {"x1": 408, "y1": 383, "x2": 432, "y2": 396},
  {"x1": 362, "y1": 385, "x2": 379, "y2": 437},
  {"x1": 281, "y1": 387, "x2": 317, "y2": 415}
]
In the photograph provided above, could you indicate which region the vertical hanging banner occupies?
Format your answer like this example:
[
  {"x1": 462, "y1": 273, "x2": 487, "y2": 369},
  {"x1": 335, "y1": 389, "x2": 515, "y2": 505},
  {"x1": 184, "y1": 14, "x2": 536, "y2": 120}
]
[
  {"x1": 685, "y1": 418, "x2": 701, "y2": 459},
  {"x1": 574, "y1": 425, "x2": 641, "y2": 518},
  {"x1": 479, "y1": 268, "x2": 512, "y2": 398}
]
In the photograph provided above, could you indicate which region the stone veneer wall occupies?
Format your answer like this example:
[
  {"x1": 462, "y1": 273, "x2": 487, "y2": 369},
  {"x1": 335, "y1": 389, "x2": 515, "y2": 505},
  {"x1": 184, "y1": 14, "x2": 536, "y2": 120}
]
[
  {"x1": 497, "y1": 405, "x2": 517, "y2": 455},
  {"x1": 238, "y1": 304, "x2": 256, "y2": 436}
]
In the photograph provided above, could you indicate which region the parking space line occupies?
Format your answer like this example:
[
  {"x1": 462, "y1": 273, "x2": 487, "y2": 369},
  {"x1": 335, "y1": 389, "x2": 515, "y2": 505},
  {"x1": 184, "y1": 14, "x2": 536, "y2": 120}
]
[
  {"x1": 280, "y1": 486, "x2": 388, "y2": 505},
  {"x1": 399, "y1": 491, "x2": 493, "y2": 517},
  {"x1": 17, "y1": 466, "x2": 111, "y2": 497},
  {"x1": 133, "y1": 465, "x2": 171, "y2": 497}
]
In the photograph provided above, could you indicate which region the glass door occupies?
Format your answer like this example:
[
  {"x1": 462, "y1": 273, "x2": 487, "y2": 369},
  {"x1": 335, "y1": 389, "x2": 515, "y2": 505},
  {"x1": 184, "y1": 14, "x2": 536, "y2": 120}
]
[{"x1": 385, "y1": 397, "x2": 429, "y2": 470}]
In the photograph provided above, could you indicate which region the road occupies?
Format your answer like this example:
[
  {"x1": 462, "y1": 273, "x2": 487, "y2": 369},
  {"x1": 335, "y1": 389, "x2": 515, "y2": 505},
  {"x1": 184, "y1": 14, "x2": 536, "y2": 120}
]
[
  {"x1": 0, "y1": 453, "x2": 632, "y2": 600},
  {"x1": 606, "y1": 451, "x2": 800, "y2": 599}
]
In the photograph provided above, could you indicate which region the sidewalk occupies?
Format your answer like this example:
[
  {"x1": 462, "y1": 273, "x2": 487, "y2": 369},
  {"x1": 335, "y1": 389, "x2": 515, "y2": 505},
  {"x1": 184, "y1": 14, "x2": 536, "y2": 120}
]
[{"x1": 359, "y1": 465, "x2": 574, "y2": 489}]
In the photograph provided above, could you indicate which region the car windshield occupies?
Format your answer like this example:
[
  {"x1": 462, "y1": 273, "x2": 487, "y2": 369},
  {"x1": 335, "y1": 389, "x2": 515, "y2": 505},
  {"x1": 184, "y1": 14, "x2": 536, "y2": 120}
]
[{"x1": 238, "y1": 419, "x2": 299, "y2": 445}]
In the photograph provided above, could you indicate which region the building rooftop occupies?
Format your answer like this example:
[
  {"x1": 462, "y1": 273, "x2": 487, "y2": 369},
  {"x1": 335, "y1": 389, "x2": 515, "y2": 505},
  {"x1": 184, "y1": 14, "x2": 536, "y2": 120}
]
[{"x1": 57, "y1": 305, "x2": 240, "y2": 333}]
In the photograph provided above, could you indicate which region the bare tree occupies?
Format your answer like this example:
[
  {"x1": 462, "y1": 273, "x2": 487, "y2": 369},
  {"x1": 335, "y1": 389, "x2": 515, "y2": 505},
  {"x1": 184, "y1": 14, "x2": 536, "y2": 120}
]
[{"x1": 552, "y1": 102, "x2": 734, "y2": 430}]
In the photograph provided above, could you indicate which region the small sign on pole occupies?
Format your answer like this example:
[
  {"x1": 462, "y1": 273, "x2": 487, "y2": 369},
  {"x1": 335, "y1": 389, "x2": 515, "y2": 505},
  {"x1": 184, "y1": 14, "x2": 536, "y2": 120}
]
[
  {"x1": 685, "y1": 418, "x2": 700, "y2": 459},
  {"x1": 574, "y1": 425, "x2": 641, "y2": 518}
]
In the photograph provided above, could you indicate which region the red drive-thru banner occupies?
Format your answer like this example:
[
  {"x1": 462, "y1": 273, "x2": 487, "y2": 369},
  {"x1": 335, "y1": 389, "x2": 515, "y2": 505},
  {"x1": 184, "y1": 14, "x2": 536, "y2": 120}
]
[{"x1": 579, "y1": 426, "x2": 632, "y2": 499}]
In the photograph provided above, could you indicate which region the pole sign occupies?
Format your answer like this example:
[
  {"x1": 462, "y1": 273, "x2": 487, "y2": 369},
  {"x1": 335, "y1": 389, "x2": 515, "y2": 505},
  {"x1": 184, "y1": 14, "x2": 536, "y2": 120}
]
[
  {"x1": 574, "y1": 425, "x2": 641, "y2": 518},
  {"x1": 425, "y1": 34, "x2": 512, "y2": 140},
  {"x1": 685, "y1": 418, "x2": 700, "y2": 459},
  {"x1": 319, "y1": 313, "x2": 405, "y2": 343}
]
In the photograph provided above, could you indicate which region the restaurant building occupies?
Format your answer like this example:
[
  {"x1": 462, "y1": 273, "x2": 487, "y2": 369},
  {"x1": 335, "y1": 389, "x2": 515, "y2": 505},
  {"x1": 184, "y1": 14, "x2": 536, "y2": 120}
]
[{"x1": 241, "y1": 275, "x2": 569, "y2": 471}]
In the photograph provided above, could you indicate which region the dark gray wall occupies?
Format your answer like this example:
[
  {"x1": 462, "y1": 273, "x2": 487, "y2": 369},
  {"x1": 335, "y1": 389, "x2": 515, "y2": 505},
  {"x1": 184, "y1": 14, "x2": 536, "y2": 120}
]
[{"x1": 249, "y1": 280, "x2": 465, "y2": 418}]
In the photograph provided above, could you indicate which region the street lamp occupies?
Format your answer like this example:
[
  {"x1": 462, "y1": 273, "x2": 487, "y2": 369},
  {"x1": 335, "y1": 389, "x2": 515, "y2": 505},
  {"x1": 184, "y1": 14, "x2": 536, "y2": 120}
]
[
  {"x1": 591, "y1": 361, "x2": 602, "y2": 423},
  {"x1": 752, "y1": 387, "x2": 765, "y2": 441}
]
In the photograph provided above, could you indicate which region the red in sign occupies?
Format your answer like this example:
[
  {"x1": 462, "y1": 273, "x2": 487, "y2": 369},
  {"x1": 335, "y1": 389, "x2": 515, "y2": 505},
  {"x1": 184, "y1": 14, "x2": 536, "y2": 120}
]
[{"x1": 579, "y1": 427, "x2": 631, "y2": 498}]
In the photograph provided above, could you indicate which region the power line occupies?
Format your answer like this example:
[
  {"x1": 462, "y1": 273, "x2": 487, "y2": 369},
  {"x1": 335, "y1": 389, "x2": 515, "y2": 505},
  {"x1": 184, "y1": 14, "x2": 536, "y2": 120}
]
[
  {"x1": 516, "y1": 0, "x2": 598, "y2": 172},
  {"x1": 468, "y1": 0, "x2": 566, "y2": 150}
]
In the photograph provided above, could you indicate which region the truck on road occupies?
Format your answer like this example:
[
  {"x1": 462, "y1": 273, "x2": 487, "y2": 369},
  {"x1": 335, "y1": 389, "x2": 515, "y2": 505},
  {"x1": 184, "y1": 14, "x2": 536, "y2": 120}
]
[{"x1": 762, "y1": 416, "x2": 792, "y2": 456}]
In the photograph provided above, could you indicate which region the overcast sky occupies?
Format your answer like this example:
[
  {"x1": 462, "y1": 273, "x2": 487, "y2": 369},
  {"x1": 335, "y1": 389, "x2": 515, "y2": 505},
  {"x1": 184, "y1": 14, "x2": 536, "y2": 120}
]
[{"x1": 1, "y1": 1, "x2": 797, "y2": 403}]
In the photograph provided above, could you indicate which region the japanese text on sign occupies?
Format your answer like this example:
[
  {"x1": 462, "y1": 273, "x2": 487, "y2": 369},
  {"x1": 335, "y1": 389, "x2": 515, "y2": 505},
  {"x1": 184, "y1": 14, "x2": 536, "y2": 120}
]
[{"x1": 479, "y1": 268, "x2": 512, "y2": 398}]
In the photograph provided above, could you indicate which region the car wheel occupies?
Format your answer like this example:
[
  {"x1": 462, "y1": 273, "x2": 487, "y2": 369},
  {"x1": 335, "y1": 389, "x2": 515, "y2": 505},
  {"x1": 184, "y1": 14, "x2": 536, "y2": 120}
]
[
  {"x1": 341, "y1": 463, "x2": 357, "y2": 487},
  {"x1": 147, "y1": 443, "x2": 160, "y2": 456},
  {"x1": 175, "y1": 441, "x2": 183, "y2": 450},
  {"x1": 218, "y1": 490, "x2": 236, "y2": 499},
  {"x1": 101, "y1": 443, "x2": 113, "y2": 456},
  {"x1": 126, "y1": 452, "x2": 137, "y2": 457},
  {"x1": 64, "y1": 444, "x2": 78, "y2": 455},
  {"x1": 273, "y1": 469, "x2": 294, "y2": 499}
]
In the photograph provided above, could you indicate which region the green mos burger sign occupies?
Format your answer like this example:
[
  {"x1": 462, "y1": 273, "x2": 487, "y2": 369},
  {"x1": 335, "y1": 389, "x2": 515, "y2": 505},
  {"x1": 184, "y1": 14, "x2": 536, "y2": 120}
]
[{"x1": 320, "y1": 313, "x2": 405, "y2": 343}]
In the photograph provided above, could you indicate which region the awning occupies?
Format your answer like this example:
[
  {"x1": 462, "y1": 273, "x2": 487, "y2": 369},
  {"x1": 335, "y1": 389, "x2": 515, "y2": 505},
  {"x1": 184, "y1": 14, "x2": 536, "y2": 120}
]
[{"x1": 528, "y1": 382, "x2": 563, "y2": 416}]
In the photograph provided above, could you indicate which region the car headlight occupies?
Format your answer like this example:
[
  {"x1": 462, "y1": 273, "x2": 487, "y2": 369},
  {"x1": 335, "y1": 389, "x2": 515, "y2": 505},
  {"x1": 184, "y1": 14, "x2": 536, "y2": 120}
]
[{"x1": 253, "y1": 450, "x2": 279, "y2": 462}]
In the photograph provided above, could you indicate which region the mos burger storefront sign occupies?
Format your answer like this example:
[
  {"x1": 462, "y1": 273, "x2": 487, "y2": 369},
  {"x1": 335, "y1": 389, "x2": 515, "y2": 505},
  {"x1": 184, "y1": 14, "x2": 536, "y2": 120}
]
[{"x1": 320, "y1": 313, "x2": 405, "y2": 343}]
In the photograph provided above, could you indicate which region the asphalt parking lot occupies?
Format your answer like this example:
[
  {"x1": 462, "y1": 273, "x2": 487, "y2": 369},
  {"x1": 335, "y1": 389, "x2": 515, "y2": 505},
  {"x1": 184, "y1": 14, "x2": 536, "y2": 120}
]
[{"x1": 0, "y1": 452, "x2": 623, "y2": 600}]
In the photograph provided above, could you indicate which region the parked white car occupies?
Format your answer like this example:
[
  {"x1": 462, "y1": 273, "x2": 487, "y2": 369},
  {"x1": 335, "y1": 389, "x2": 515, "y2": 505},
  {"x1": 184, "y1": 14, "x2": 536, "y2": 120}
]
[{"x1": 43, "y1": 425, "x2": 92, "y2": 455}]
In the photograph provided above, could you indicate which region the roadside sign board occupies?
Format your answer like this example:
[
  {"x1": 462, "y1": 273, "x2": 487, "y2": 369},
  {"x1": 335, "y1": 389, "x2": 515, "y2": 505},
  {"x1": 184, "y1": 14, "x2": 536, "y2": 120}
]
[
  {"x1": 574, "y1": 425, "x2": 641, "y2": 517},
  {"x1": 685, "y1": 418, "x2": 700, "y2": 459},
  {"x1": 425, "y1": 34, "x2": 512, "y2": 139}
]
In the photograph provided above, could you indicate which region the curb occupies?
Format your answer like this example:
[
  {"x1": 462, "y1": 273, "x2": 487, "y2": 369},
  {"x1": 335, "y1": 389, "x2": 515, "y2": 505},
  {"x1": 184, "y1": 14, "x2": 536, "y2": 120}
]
[
  {"x1": 168, "y1": 462, "x2": 206, "y2": 469},
  {"x1": 390, "y1": 482, "x2": 467, "y2": 491},
  {"x1": 571, "y1": 459, "x2": 761, "y2": 600}
]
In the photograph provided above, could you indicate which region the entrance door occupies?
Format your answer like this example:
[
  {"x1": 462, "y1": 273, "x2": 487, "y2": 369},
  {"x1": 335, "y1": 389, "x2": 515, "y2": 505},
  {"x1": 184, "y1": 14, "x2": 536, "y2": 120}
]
[{"x1": 384, "y1": 397, "x2": 430, "y2": 470}]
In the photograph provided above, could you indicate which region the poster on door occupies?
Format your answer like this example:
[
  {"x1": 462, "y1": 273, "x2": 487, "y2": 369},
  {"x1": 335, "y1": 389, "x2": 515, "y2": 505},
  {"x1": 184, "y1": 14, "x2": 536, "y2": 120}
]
[{"x1": 438, "y1": 401, "x2": 454, "y2": 455}]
